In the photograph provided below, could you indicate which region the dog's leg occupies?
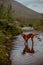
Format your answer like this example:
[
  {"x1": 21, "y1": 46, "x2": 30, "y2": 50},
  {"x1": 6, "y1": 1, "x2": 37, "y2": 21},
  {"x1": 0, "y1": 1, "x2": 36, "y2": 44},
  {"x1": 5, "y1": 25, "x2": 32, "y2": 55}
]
[
  {"x1": 31, "y1": 38, "x2": 35, "y2": 53},
  {"x1": 31, "y1": 38, "x2": 34, "y2": 49},
  {"x1": 24, "y1": 40, "x2": 28, "y2": 47}
]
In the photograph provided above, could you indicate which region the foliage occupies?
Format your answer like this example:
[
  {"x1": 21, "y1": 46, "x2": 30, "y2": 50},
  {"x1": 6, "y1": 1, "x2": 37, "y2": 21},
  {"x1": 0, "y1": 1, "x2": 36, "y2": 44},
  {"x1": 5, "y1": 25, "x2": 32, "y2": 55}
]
[
  {"x1": 0, "y1": 4, "x2": 22, "y2": 65},
  {"x1": 0, "y1": 3, "x2": 22, "y2": 36}
]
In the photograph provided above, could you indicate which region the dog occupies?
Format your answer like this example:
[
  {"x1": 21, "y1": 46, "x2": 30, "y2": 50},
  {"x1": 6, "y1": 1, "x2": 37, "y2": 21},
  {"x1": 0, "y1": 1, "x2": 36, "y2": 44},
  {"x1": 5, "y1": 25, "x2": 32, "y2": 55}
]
[{"x1": 21, "y1": 33, "x2": 41, "y2": 49}]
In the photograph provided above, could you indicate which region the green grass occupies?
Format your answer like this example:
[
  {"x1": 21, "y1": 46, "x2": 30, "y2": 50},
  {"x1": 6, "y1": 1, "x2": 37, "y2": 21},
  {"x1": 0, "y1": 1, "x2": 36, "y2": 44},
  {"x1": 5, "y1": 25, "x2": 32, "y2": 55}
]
[{"x1": 0, "y1": 47, "x2": 11, "y2": 65}]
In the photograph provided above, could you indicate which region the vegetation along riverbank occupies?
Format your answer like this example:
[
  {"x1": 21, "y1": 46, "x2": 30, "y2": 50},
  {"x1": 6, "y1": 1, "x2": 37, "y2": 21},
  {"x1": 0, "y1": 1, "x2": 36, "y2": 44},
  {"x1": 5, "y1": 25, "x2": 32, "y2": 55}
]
[{"x1": 0, "y1": 4, "x2": 22, "y2": 65}]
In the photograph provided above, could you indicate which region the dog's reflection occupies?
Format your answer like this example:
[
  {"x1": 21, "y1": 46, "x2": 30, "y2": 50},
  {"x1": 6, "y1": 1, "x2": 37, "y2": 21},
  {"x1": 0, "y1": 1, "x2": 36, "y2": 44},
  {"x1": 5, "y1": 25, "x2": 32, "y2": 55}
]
[
  {"x1": 21, "y1": 33, "x2": 42, "y2": 55},
  {"x1": 22, "y1": 44, "x2": 35, "y2": 55}
]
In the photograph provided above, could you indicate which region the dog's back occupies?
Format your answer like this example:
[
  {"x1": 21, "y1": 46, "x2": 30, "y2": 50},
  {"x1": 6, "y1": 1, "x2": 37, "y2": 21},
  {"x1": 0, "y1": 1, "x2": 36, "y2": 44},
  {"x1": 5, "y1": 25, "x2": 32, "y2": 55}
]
[{"x1": 21, "y1": 33, "x2": 35, "y2": 41}]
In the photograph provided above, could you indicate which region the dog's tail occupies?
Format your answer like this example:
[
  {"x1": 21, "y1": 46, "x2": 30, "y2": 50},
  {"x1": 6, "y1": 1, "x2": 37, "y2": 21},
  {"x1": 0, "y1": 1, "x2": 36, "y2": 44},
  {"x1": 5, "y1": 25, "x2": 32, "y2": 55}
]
[{"x1": 35, "y1": 34, "x2": 41, "y2": 41}]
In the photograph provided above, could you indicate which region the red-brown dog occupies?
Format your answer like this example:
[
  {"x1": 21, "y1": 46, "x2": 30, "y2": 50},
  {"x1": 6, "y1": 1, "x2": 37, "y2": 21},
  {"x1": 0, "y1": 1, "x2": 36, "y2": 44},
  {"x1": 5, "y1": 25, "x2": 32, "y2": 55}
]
[{"x1": 21, "y1": 33, "x2": 41, "y2": 47}]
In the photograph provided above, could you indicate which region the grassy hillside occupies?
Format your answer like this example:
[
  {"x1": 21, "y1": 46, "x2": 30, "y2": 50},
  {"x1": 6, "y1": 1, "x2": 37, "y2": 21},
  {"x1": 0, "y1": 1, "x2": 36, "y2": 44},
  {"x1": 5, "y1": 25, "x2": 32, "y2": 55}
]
[{"x1": 0, "y1": 0, "x2": 41, "y2": 19}]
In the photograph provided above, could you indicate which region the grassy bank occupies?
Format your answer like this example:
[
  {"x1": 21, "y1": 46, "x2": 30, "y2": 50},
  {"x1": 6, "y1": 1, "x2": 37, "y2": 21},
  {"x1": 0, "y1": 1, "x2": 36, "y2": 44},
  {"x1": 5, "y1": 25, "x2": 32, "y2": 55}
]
[
  {"x1": 0, "y1": 4, "x2": 23, "y2": 65},
  {"x1": 0, "y1": 27, "x2": 22, "y2": 65},
  {"x1": 0, "y1": 28, "x2": 22, "y2": 65}
]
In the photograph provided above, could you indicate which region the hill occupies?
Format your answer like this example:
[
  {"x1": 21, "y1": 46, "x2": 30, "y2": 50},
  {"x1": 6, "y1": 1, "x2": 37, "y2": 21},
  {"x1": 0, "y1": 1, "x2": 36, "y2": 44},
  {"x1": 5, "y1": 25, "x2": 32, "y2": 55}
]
[{"x1": 0, "y1": 0, "x2": 41, "y2": 20}]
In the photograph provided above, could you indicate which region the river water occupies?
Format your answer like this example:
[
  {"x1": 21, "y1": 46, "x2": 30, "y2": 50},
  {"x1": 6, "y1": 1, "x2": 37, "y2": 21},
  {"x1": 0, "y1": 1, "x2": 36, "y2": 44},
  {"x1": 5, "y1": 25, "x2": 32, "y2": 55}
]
[{"x1": 10, "y1": 31, "x2": 43, "y2": 65}]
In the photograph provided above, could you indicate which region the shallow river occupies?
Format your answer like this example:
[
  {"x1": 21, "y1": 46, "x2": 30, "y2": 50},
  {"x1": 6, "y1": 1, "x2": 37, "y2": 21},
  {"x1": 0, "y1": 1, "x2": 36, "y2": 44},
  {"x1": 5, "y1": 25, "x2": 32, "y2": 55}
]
[{"x1": 10, "y1": 31, "x2": 43, "y2": 65}]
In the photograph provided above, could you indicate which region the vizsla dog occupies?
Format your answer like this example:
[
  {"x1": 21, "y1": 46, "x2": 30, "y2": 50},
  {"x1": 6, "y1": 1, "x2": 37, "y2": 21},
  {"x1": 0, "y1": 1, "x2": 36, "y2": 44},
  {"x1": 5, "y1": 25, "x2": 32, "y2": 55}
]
[{"x1": 21, "y1": 33, "x2": 41, "y2": 52}]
